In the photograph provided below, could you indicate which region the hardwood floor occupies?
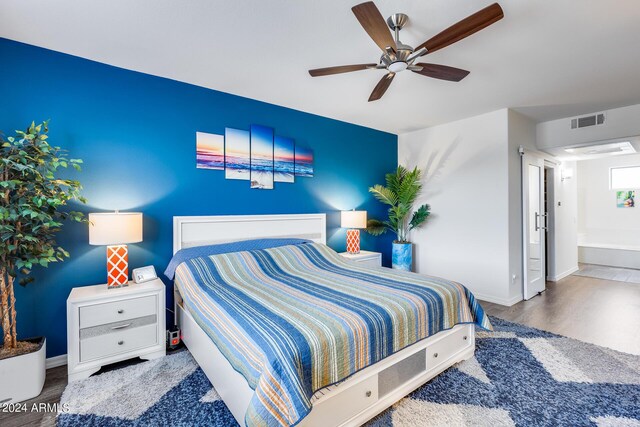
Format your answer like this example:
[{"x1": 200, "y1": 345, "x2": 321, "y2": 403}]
[
  {"x1": 0, "y1": 365, "x2": 67, "y2": 427},
  {"x1": 2, "y1": 273, "x2": 639, "y2": 426},
  {"x1": 482, "y1": 273, "x2": 640, "y2": 356}
]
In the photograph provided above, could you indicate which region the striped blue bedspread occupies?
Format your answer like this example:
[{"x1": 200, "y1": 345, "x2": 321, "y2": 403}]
[{"x1": 173, "y1": 242, "x2": 491, "y2": 426}]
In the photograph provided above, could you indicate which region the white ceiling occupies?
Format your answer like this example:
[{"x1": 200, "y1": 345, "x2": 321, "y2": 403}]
[{"x1": 2, "y1": 0, "x2": 640, "y2": 134}]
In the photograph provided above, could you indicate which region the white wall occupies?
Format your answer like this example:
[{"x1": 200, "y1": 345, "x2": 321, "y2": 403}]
[
  {"x1": 398, "y1": 109, "x2": 517, "y2": 305},
  {"x1": 577, "y1": 153, "x2": 640, "y2": 246},
  {"x1": 507, "y1": 110, "x2": 537, "y2": 301},
  {"x1": 398, "y1": 108, "x2": 584, "y2": 304},
  {"x1": 537, "y1": 103, "x2": 640, "y2": 149},
  {"x1": 552, "y1": 161, "x2": 579, "y2": 279}
]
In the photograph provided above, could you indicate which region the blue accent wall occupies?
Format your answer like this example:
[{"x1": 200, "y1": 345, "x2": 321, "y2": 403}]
[{"x1": 0, "y1": 38, "x2": 397, "y2": 358}]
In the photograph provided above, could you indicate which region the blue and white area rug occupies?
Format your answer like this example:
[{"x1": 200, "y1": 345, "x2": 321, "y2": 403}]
[{"x1": 57, "y1": 317, "x2": 640, "y2": 426}]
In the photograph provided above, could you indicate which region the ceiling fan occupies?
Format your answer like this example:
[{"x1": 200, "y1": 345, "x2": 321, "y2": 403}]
[{"x1": 309, "y1": 2, "x2": 504, "y2": 102}]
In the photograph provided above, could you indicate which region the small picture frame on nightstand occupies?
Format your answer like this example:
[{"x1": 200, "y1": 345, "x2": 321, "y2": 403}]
[{"x1": 132, "y1": 266, "x2": 157, "y2": 284}]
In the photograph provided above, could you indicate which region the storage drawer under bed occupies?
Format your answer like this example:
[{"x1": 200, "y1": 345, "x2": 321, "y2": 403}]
[
  {"x1": 426, "y1": 324, "x2": 472, "y2": 371},
  {"x1": 299, "y1": 324, "x2": 474, "y2": 426}
]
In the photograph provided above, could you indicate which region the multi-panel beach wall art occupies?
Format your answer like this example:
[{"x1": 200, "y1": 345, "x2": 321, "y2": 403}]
[
  {"x1": 195, "y1": 132, "x2": 224, "y2": 170},
  {"x1": 196, "y1": 125, "x2": 313, "y2": 189}
]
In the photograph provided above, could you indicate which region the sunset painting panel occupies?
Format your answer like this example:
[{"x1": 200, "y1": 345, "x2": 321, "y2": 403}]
[
  {"x1": 225, "y1": 128, "x2": 250, "y2": 180},
  {"x1": 250, "y1": 125, "x2": 274, "y2": 189},
  {"x1": 196, "y1": 132, "x2": 224, "y2": 170},
  {"x1": 274, "y1": 136, "x2": 295, "y2": 183},
  {"x1": 294, "y1": 145, "x2": 314, "y2": 177}
]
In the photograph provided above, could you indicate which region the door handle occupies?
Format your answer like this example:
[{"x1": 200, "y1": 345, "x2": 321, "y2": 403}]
[{"x1": 535, "y1": 212, "x2": 548, "y2": 231}]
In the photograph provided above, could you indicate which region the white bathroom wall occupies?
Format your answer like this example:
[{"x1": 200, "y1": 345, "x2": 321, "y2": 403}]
[
  {"x1": 552, "y1": 161, "x2": 579, "y2": 280},
  {"x1": 577, "y1": 153, "x2": 640, "y2": 246}
]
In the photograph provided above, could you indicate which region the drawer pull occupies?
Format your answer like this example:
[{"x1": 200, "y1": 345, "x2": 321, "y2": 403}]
[
  {"x1": 117, "y1": 309, "x2": 124, "y2": 314},
  {"x1": 433, "y1": 352, "x2": 439, "y2": 358},
  {"x1": 118, "y1": 340, "x2": 124, "y2": 345},
  {"x1": 463, "y1": 335, "x2": 468, "y2": 341},
  {"x1": 111, "y1": 323, "x2": 132, "y2": 330},
  {"x1": 365, "y1": 391, "x2": 372, "y2": 398}
]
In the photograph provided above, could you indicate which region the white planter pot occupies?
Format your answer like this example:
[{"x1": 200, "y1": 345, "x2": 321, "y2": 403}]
[{"x1": 0, "y1": 337, "x2": 46, "y2": 404}]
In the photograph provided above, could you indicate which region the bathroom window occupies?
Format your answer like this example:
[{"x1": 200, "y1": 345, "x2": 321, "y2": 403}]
[{"x1": 610, "y1": 166, "x2": 640, "y2": 189}]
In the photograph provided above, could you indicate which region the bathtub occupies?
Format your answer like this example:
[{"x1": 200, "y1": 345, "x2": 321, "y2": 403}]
[{"x1": 578, "y1": 233, "x2": 640, "y2": 269}]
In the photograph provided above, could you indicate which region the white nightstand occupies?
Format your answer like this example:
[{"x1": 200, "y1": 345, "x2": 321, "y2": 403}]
[
  {"x1": 339, "y1": 251, "x2": 382, "y2": 268},
  {"x1": 67, "y1": 278, "x2": 166, "y2": 382}
]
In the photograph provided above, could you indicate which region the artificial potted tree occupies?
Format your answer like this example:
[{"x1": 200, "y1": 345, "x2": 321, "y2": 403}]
[
  {"x1": 366, "y1": 166, "x2": 430, "y2": 271},
  {"x1": 0, "y1": 121, "x2": 85, "y2": 403}
]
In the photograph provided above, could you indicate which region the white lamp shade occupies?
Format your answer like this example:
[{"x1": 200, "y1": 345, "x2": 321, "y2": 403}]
[
  {"x1": 89, "y1": 212, "x2": 143, "y2": 245},
  {"x1": 341, "y1": 210, "x2": 367, "y2": 229}
]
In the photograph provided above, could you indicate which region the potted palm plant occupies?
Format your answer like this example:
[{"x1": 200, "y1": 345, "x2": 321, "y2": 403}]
[
  {"x1": 0, "y1": 121, "x2": 86, "y2": 403},
  {"x1": 366, "y1": 166, "x2": 430, "y2": 271}
]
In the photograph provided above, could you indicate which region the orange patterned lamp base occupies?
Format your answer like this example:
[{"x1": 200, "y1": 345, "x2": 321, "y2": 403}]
[
  {"x1": 107, "y1": 244, "x2": 129, "y2": 288},
  {"x1": 346, "y1": 229, "x2": 361, "y2": 254}
]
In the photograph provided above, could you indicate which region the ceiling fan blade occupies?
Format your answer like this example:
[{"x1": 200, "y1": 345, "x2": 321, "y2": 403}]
[
  {"x1": 309, "y1": 64, "x2": 378, "y2": 77},
  {"x1": 369, "y1": 73, "x2": 395, "y2": 102},
  {"x1": 352, "y1": 2, "x2": 397, "y2": 52},
  {"x1": 416, "y1": 3, "x2": 504, "y2": 55},
  {"x1": 411, "y1": 63, "x2": 470, "y2": 82}
]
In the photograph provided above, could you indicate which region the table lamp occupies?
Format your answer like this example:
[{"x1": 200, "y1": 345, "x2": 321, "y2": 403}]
[
  {"x1": 89, "y1": 211, "x2": 143, "y2": 288},
  {"x1": 341, "y1": 210, "x2": 367, "y2": 254}
]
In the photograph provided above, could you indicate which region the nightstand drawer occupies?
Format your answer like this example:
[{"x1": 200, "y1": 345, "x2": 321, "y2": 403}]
[
  {"x1": 339, "y1": 251, "x2": 382, "y2": 268},
  {"x1": 79, "y1": 295, "x2": 157, "y2": 329},
  {"x1": 355, "y1": 257, "x2": 382, "y2": 268},
  {"x1": 80, "y1": 323, "x2": 158, "y2": 362}
]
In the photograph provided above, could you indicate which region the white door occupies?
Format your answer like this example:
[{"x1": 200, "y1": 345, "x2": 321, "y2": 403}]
[{"x1": 522, "y1": 154, "x2": 546, "y2": 300}]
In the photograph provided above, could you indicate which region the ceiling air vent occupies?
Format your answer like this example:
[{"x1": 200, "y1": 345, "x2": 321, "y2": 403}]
[{"x1": 570, "y1": 113, "x2": 606, "y2": 129}]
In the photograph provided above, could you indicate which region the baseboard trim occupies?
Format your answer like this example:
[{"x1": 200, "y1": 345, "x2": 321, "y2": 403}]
[
  {"x1": 548, "y1": 266, "x2": 579, "y2": 282},
  {"x1": 46, "y1": 354, "x2": 67, "y2": 369},
  {"x1": 473, "y1": 292, "x2": 522, "y2": 307}
]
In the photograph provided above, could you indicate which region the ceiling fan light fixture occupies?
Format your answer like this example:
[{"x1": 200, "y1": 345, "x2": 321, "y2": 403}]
[{"x1": 388, "y1": 61, "x2": 408, "y2": 73}]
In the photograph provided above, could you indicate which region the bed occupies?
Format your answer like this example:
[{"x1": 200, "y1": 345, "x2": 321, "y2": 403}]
[{"x1": 169, "y1": 214, "x2": 490, "y2": 427}]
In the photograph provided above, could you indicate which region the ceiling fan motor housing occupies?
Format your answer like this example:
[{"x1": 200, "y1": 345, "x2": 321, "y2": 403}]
[
  {"x1": 383, "y1": 41, "x2": 413, "y2": 72},
  {"x1": 394, "y1": 43, "x2": 413, "y2": 60}
]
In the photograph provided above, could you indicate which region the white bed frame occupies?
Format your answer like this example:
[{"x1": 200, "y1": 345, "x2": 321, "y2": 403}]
[{"x1": 173, "y1": 214, "x2": 475, "y2": 427}]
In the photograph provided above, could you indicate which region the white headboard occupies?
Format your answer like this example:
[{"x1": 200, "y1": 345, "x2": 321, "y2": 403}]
[{"x1": 172, "y1": 213, "x2": 327, "y2": 254}]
